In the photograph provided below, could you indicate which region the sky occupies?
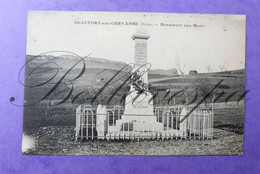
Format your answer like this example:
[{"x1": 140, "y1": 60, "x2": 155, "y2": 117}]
[{"x1": 26, "y1": 11, "x2": 246, "y2": 73}]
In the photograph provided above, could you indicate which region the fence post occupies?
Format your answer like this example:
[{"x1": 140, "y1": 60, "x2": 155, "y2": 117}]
[
  {"x1": 202, "y1": 111, "x2": 206, "y2": 139},
  {"x1": 96, "y1": 105, "x2": 107, "y2": 140},
  {"x1": 75, "y1": 105, "x2": 81, "y2": 141},
  {"x1": 180, "y1": 108, "x2": 187, "y2": 138},
  {"x1": 212, "y1": 105, "x2": 214, "y2": 139}
]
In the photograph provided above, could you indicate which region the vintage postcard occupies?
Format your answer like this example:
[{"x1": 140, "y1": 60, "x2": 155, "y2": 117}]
[{"x1": 20, "y1": 11, "x2": 246, "y2": 155}]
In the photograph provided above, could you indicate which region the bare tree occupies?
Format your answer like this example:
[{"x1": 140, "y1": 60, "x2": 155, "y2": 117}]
[
  {"x1": 196, "y1": 78, "x2": 212, "y2": 107},
  {"x1": 175, "y1": 55, "x2": 186, "y2": 75},
  {"x1": 175, "y1": 54, "x2": 188, "y2": 104},
  {"x1": 206, "y1": 65, "x2": 212, "y2": 73},
  {"x1": 218, "y1": 65, "x2": 226, "y2": 72}
]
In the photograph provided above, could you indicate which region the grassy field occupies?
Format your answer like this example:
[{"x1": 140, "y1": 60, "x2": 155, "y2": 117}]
[{"x1": 23, "y1": 126, "x2": 243, "y2": 155}]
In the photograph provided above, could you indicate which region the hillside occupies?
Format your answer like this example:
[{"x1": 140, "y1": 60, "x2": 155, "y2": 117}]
[
  {"x1": 24, "y1": 54, "x2": 245, "y2": 104},
  {"x1": 150, "y1": 69, "x2": 244, "y2": 88},
  {"x1": 23, "y1": 55, "x2": 245, "y2": 130}
]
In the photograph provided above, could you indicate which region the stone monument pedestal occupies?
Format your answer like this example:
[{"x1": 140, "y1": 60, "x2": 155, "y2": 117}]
[{"x1": 115, "y1": 89, "x2": 163, "y2": 132}]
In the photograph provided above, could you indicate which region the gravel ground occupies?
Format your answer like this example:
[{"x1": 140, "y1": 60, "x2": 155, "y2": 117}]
[{"x1": 24, "y1": 126, "x2": 243, "y2": 156}]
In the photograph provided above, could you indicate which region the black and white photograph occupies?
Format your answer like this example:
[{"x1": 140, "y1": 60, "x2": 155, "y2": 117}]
[{"x1": 20, "y1": 11, "x2": 246, "y2": 155}]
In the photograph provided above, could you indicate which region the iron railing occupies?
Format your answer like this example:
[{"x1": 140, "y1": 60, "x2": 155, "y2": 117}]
[{"x1": 75, "y1": 105, "x2": 214, "y2": 140}]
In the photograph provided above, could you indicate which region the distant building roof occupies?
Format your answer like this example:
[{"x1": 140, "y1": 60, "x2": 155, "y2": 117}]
[{"x1": 189, "y1": 70, "x2": 198, "y2": 75}]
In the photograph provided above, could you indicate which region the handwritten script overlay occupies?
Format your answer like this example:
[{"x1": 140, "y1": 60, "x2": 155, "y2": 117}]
[{"x1": 10, "y1": 51, "x2": 248, "y2": 123}]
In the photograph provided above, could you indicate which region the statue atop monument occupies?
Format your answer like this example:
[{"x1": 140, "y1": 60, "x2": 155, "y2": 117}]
[{"x1": 130, "y1": 70, "x2": 148, "y2": 95}]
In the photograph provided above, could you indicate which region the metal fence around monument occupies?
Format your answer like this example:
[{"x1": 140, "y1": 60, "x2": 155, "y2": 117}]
[{"x1": 75, "y1": 105, "x2": 214, "y2": 141}]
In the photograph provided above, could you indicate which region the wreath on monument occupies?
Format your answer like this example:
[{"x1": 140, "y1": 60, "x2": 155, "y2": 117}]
[{"x1": 130, "y1": 70, "x2": 148, "y2": 95}]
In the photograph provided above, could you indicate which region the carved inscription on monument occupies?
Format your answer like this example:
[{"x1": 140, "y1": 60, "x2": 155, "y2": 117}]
[{"x1": 135, "y1": 41, "x2": 147, "y2": 66}]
